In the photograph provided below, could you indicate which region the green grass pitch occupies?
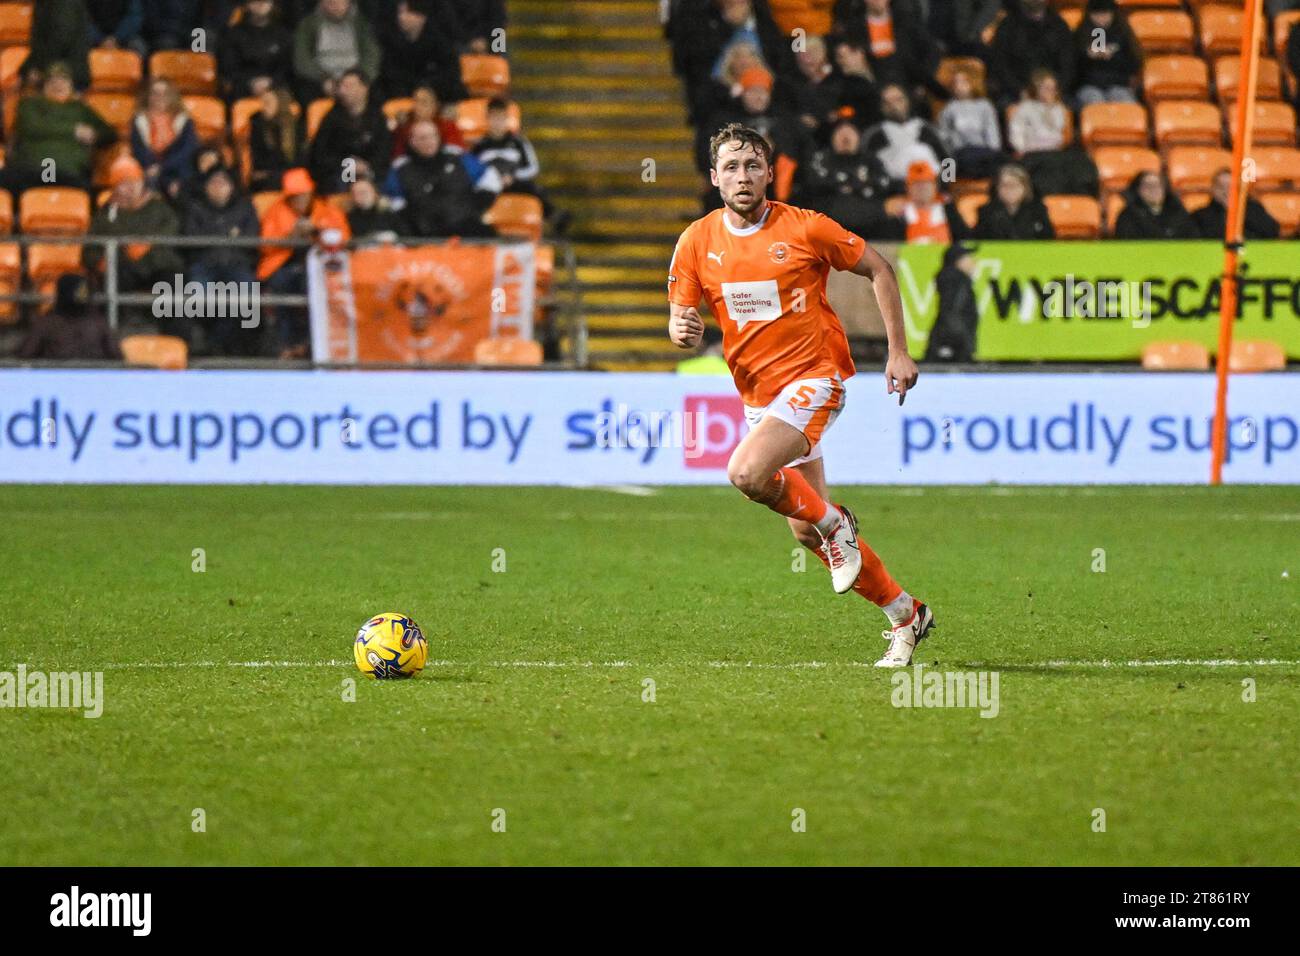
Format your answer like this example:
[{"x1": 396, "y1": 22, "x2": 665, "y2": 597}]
[{"x1": 1, "y1": 483, "x2": 1296, "y2": 866}]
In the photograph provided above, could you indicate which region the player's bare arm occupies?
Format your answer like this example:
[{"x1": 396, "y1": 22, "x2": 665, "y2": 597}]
[
  {"x1": 847, "y1": 244, "x2": 919, "y2": 402},
  {"x1": 668, "y1": 303, "x2": 704, "y2": 348}
]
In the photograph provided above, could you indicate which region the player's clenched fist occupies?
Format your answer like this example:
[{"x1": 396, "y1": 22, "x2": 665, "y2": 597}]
[{"x1": 669, "y1": 307, "x2": 705, "y2": 348}]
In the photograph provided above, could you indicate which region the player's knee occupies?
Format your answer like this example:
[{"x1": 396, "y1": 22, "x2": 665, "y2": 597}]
[{"x1": 727, "y1": 458, "x2": 767, "y2": 498}]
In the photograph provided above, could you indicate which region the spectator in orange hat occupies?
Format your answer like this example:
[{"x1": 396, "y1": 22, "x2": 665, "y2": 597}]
[
  {"x1": 258, "y1": 167, "x2": 351, "y2": 356},
  {"x1": 894, "y1": 159, "x2": 969, "y2": 244}
]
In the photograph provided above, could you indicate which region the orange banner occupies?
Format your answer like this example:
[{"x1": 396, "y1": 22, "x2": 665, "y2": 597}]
[{"x1": 308, "y1": 242, "x2": 535, "y2": 364}]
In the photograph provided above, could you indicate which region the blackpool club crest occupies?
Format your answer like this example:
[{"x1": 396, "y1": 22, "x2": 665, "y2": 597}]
[{"x1": 768, "y1": 241, "x2": 789, "y2": 264}]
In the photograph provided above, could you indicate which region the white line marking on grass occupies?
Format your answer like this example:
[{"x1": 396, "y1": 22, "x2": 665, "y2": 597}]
[{"x1": 591, "y1": 485, "x2": 659, "y2": 497}]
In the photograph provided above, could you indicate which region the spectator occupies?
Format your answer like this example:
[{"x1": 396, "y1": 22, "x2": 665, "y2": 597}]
[
  {"x1": 257, "y1": 167, "x2": 351, "y2": 357},
  {"x1": 1073, "y1": 0, "x2": 1140, "y2": 106},
  {"x1": 131, "y1": 78, "x2": 200, "y2": 201},
  {"x1": 832, "y1": 0, "x2": 945, "y2": 105},
  {"x1": 182, "y1": 165, "x2": 263, "y2": 354},
  {"x1": 308, "y1": 69, "x2": 392, "y2": 194},
  {"x1": 699, "y1": 67, "x2": 803, "y2": 178},
  {"x1": 781, "y1": 35, "x2": 844, "y2": 141},
  {"x1": 390, "y1": 85, "x2": 465, "y2": 160},
  {"x1": 89, "y1": 1, "x2": 147, "y2": 56},
  {"x1": 472, "y1": 97, "x2": 565, "y2": 229},
  {"x1": 453, "y1": 0, "x2": 507, "y2": 53},
  {"x1": 82, "y1": 156, "x2": 187, "y2": 336},
  {"x1": 17, "y1": 273, "x2": 122, "y2": 361},
  {"x1": 931, "y1": 0, "x2": 1001, "y2": 59},
  {"x1": 797, "y1": 116, "x2": 893, "y2": 238},
  {"x1": 896, "y1": 159, "x2": 969, "y2": 243},
  {"x1": 830, "y1": 39, "x2": 882, "y2": 129},
  {"x1": 1, "y1": 63, "x2": 117, "y2": 195},
  {"x1": 249, "y1": 85, "x2": 308, "y2": 193},
  {"x1": 377, "y1": 0, "x2": 467, "y2": 104},
  {"x1": 924, "y1": 241, "x2": 980, "y2": 362},
  {"x1": 346, "y1": 173, "x2": 404, "y2": 238},
  {"x1": 973, "y1": 163, "x2": 1055, "y2": 238},
  {"x1": 668, "y1": 0, "x2": 789, "y2": 124},
  {"x1": 862, "y1": 82, "x2": 949, "y2": 191},
  {"x1": 142, "y1": 0, "x2": 201, "y2": 52},
  {"x1": 1113, "y1": 170, "x2": 1198, "y2": 239},
  {"x1": 292, "y1": 0, "x2": 383, "y2": 106},
  {"x1": 220, "y1": 0, "x2": 294, "y2": 101},
  {"x1": 1010, "y1": 69, "x2": 1098, "y2": 196},
  {"x1": 937, "y1": 63, "x2": 1003, "y2": 179},
  {"x1": 177, "y1": 144, "x2": 227, "y2": 206},
  {"x1": 21, "y1": 0, "x2": 92, "y2": 91},
  {"x1": 1191, "y1": 169, "x2": 1280, "y2": 240},
  {"x1": 382, "y1": 120, "x2": 500, "y2": 237},
  {"x1": 989, "y1": 0, "x2": 1075, "y2": 109}
]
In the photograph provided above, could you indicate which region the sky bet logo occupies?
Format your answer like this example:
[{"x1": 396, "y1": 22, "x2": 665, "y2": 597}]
[{"x1": 565, "y1": 396, "x2": 746, "y2": 467}]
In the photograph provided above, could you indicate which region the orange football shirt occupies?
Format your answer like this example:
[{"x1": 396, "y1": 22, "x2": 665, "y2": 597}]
[{"x1": 668, "y1": 201, "x2": 863, "y2": 407}]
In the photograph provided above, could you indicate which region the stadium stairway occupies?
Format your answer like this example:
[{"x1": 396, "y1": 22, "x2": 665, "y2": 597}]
[{"x1": 509, "y1": 0, "x2": 699, "y2": 370}]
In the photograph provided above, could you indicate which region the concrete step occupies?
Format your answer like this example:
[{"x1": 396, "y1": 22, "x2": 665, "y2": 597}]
[
  {"x1": 512, "y1": 0, "x2": 661, "y2": 27},
  {"x1": 576, "y1": 265, "x2": 668, "y2": 283},
  {"x1": 510, "y1": 23, "x2": 664, "y2": 42},
  {"x1": 511, "y1": 48, "x2": 673, "y2": 71}
]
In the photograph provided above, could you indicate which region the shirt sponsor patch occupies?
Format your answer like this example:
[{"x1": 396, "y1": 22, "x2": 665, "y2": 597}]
[{"x1": 721, "y1": 280, "x2": 781, "y2": 330}]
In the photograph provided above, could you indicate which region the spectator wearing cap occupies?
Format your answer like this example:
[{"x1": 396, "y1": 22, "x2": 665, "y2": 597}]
[
  {"x1": 250, "y1": 85, "x2": 308, "y2": 194},
  {"x1": 130, "y1": 77, "x2": 199, "y2": 200},
  {"x1": 376, "y1": 0, "x2": 468, "y2": 104},
  {"x1": 382, "y1": 120, "x2": 500, "y2": 238},
  {"x1": 862, "y1": 82, "x2": 949, "y2": 193},
  {"x1": 1, "y1": 62, "x2": 118, "y2": 195},
  {"x1": 699, "y1": 67, "x2": 803, "y2": 177},
  {"x1": 83, "y1": 155, "x2": 188, "y2": 335},
  {"x1": 390, "y1": 85, "x2": 465, "y2": 161},
  {"x1": 796, "y1": 116, "x2": 893, "y2": 238},
  {"x1": 219, "y1": 0, "x2": 294, "y2": 101},
  {"x1": 937, "y1": 63, "x2": 1003, "y2": 180},
  {"x1": 989, "y1": 0, "x2": 1076, "y2": 110},
  {"x1": 21, "y1": 0, "x2": 92, "y2": 91},
  {"x1": 832, "y1": 0, "x2": 945, "y2": 105},
  {"x1": 258, "y1": 167, "x2": 351, "y2": 356},
  {"x1": 182, "y1": 165, "x2": 263, "y2": 354},
  {"x1": 309, "y1": 68, "x2": 392, "y2": 194},
  {"x1": 1073, "y1": 0, "x2": 1141, "y2": 106},
  {"x1": 894, "y1": 160, "x2": 970, "y2": 244},
  {"x1": 17, "y1": 273, "x2": 122, "y2": 362},
  {"x1": 292, "y1": 0, "x2": 383, "y2": 106},
  {"x1": 973, "y1": 163, "x2": 1055, "y2": 239}
]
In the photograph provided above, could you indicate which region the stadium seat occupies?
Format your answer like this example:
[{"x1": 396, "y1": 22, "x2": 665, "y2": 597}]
[
  {"x1": 1165, "y1": 146, "x2": 1233, "y2": 192},
  {"x1": 455, "y1": 97, "x2": 520, "y2": 144},
  {"x1": 306, "y1": 97, "x2": 332, "y2": 140},
  {"x1": 26, "y1": 244, "x2": 82, "y2": 301},
  {"x1": 956, "y1": 193, "x2": 984, "y2": 229},
  {"x1": 89, "y1": 48, "x2": 143, "y2": 92},
  {"x1": 951, "y1": 178, "x2": 990, "y2": 201},
  {"x1": 1228, "y1": 339, "x2": 1285, "y2": 372},
  {"x1": 1215, "y1": 56, "x2": 1282, "y2": 101},
  {"x1": 148, "y1": 51, "x2": 217, "y2": 96},
  {"x1": 1179, "y1": 190, "x2": 1210, "y2": 215},
  {"x1": 935, "y1": 56, "x2": 985, "y2": 93},
  {"x1": 1118, "y1": 0, "x2": 1182, "y2": 8},
  {"x1": 232, "y1": 97, "x2": 300, "y2": 186},
  {"x1": 1257, "y1": 191, "x2": 1300, "y2": 236},
  {"x1": 1080, "y1": 102, "x2": 1149, "y2": 148},
  {"x1": 19, "y1": 187, "x2": 90, "y2": 235},
  {"x1": 1152, "y1": 100, "x2": 1222, "y2": 147},
  {"x1": 0, "y1": 187, "x2": 11, "y2": 234},
  {"x1": 1143, "y1": 55, "x2": 1210, "y2": 101},
  {"x1": 1245, "y1": 146, "x2": 1300, "y2": 191},
  {"x1": 85, "y1": 92, "x2": 135, "y2": 138},
  {"x1": 1141, "y1": 341, "x2": 1210, "y2": 370},
  {"x1": 1093, "y1": 146, "x2": 1162, "y2": 193},
  {"x1": 484, "y1": 193, "x2": 544, "y2": 241},
  {"x1": 1224, "y1": 100, "x2": 1296, "y2": 145},
  {"x1": 1129, "y1": 10, "x2": 1194, "y2": 53},
  {"x1": 474, "y1": 335, "x2": 543, "y2": 366},
  {"x1": 382, "y1": 97, "x2": 413, "y2": 128},
  {"x1": 0, "y1": 2, "x2": 30, "y2": 48},
  {"x1": 182, "y1": 95, "x2": 227, "y2": 145},
  {"x1": 1043, "y1": 195, "x2": 1101, "y2": 238},
  {"x1": 1276, "y1": 10, "x2": 1300, "y2": 57},
  {"x1": 460, "y1": 54, "x2": 510, "y2": 97},
  {"x1": 1104, "y1": 192, "x2": 1126, "y2": 235},
  {"x1": 121, "y1": 334, "x2": 189, "y2": 370},
  {"x1": 0, "y1": 42, "x2": 24, "y2": 136},
  {"x1": 1061, "y1": 7, "x2": 1083, "y2": 29},
  {"x1": 1198, "y1": 6, "x2": 1262, "y2": 58},
  {"x1": 252, "y1": 191, "x2": 282, "y2": 218},
  {"x1": 0, "y1": 240, "x2": 17, "y2": 322}
]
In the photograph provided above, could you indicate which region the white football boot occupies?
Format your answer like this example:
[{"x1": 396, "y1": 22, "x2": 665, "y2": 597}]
[
  {"x1": 822, "y1": 506, "x2": 863, "y2": 594},
  {"x1": 874, "y1": 601, "x2": 936, "y2": 668}
]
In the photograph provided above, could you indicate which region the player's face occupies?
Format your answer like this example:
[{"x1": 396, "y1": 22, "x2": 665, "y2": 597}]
[{"x1": 711, "y1": 142, "x2": 772, "y2": 216}]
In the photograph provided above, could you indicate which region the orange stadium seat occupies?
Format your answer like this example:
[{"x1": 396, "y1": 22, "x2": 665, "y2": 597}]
[
  {"x1": 149, "y1": 51, "x2": 217, "y2": 96},
  {"x1": 1144, "y1": 55, "x2": 1210, "y2": 101},
  {"x1": 460, "y1": 54, "x2": 510, "y2": 97},
  {"x1": 1043, "y1": 195, "x2": 1102, "y2": 238},
  {"x1": 1258, "y1": 191, "x2": 1300, "y2": 235},
  {"x1": 1129, "y1": 10, "x2": 1194, "y2": 53},
  {"x1": 382, "y1": 97, "x2": 413, "y2": 127},
  {"x1": 475, "y1": 336, "x2": 543, "y2": 367},
  {"x1": 936, "y1": 56, "x2": 985, "y2": 93},
  {"x1": 1152, "y1": 100, "x2": 1222, "y2": 147},
  {"x1": 20, "y1": 187, "x2": 90, "y2": 235},
  {"x1": 232, "y1": 97, "x2": 300, "y2": 185},
  {"x1": 182, "y1": 95, "x2": 227, "y2": 144},
  {"x1": 1228, "y1": 339, "x2": 1285, "y2": 372},
  {"x1": 89, "y1": 48, "x2": 143, "y2": 92},
  {"x1": 1061, "y1": 7, "x2": 1083, "y2": 29},
  {"x1": 0, "y1": 2, "x2": 30, "y2": 48},
  {"x1": 1093, "y1": 146, "x2": 1162, "y2": 192},
  {"x1": 0, "y1": 187, "x2": 11, "y2": 234},
  {"x1": 1215, "y1": 56, "x2": 1282, "y2": 101},
  {"x1": 306, "y1": 97, "x2": 332, "y2": 140},
  {"x1": 84, "y1": 92, "x2": 136, "y2": 138},
  {"x1": 1142, "y1": 341, "x2": 1210, "y2": 370},
  {"x1": 1276, "y1": 10, "x2": 1300, "y2": 56},
  {"x1": 1104, "y1": 192, "x2": 1126, "y2": 234},
  {"x1": 1198, "y1": 6, "x2": 1263, "y2": 58},
  {"x1": 1179, "y1": 190, "x2": 1210, "y2": 215},
  {"x1": 1224, "y1": 100, "x2": 1296, "y2": 145},
  {"x1": 957, "y1": 193, "x2": 985, "y2": 229},
  {"x1": 26, "y1": 243, "x2": 82, "y2": 304},
  {"x1": 455, "y1": 97, "x2": 520, "y2": 144},
  {"x1": 0, "y1": 241, "x2": 18, "y2": 322},
  {"x1": 1166, "y1": 146, "x2": 1233, "y2": 192},
  {"x1": 1246, "y1": 146, "x2": 1300, "y2": 191},
  {"x1": 1080, "y1": 102, "x2": 1149, "y2": 148},
  {"x1": 1119, "y1": 0, "x2": 1182, "y2": 8},
  {"x1": 484, "y1": 193, "x2": 543, "y2": 241},
  {"x1": 121, "y1": 334, "x2": 189, "y2": 370}
]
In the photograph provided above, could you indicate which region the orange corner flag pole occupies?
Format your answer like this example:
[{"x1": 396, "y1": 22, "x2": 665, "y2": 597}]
[{"x1": 1210, "y1": 0, "x2": 1264, "y2": 485}]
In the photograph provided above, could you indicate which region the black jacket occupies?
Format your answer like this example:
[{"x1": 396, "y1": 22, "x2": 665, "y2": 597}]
[
  {"x1": 1072, "y1": 17, "x2": 1140, "y2": 92},
  {"x1": 377, "y1": 14, "x2": 468, "y2": 103},
  {"x1": 831, "y1": 0, "x2": 944, "y2": 98},
  {"x1": 219, "y1": 18, "x2": 293, "y2": 100},
  {"x1": 1114, "y1": 196, "x2": 1197, "y2": 239},
  {"x1": 698, "y1": 102, "x2": 805, "y2": 173},
  {"x1": 309, "y1": 101, "x2": 393, "y2": 194},
  {"x1": 973, "y1": 197, "x2": 1055, "y2": 239},
  {"x1": 989, "y1": 8, "x2": 1077, "y2": 100},
  {"x1": 182, "y1": 190, "x2": 261, "y2": 272},
  {"x1": 926, "y1": 248, "x2": 979, "y2": 362},
  {"x1": 348, "y1": 202, "x2": 406, "y2": 239},
  {"x1": 1191, "y1": 198, "x2": 1280, "y2": 240},
  {"x1": 390, "y1": 149, "x2": 496, "y2": 237},
  {"x1": 249, "y1": 111, "x2": 307, "y2": 194},
  {"x1": 799, "y1": 147, "x2": 892, "y2": 205}
]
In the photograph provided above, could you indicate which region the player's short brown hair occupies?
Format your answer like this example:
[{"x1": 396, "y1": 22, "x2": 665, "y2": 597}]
[{"x1": 708, "y1": 123, "x2": 773, "y2": 170}]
